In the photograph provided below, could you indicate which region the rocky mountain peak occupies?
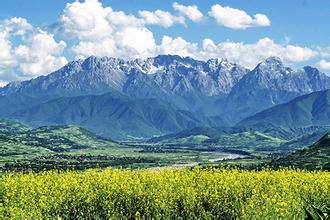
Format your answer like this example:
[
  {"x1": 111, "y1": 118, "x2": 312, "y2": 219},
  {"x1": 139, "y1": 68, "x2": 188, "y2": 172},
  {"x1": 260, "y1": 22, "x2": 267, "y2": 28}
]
[
  {"x1": 264, "y1": 56, "x2": 282, "y2": 63},
  {"x1": 303, "y1": 66, "x2": 321, "y2": 76},
  {"x1": 254, "y1": 56, "x2": 285, "y2": 73},
  {"x1": 81, "y1": 56, "x2": 125, "y2": 71},
  {"x1": 1, "y1": 55, "x2": 329, "y2": 119}
]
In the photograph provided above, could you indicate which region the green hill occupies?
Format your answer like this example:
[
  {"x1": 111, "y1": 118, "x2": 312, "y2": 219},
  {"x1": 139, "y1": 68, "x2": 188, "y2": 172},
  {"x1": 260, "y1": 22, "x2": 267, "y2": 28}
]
[
  {"x1": 0, "y1": 119, "x2": 30, "y2": 133},
  {"x1": 149, "y1": 127, "x2": 287, "y2": 155},
  {"x1": 270, "y1": 133, "x2": 330, "y2": 170},
  {"x1": 9, "y1": 91, "x2": 224, "y2": 140},
  {"x1": 0, "y1": 119, "x2": 120, "y2": 168},
  {"x1": 0, "y1": 120, "x2": 116, "y2": 153},
  {"x1": 237, "y1": 89, "x2": 330, "y2": 129}
]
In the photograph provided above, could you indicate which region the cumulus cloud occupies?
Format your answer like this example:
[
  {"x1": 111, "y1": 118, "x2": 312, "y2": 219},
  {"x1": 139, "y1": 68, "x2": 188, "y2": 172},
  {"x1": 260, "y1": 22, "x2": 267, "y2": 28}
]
[
  {"x1": 0, "y1": 17, "x2": 32, "y2": 35},
  {"x1": 58, "y1": 0, "x2": 159, "y2": 58},
  {"x1": 39, "y1": 0, "x2": 300, "y2": 67},
  {"x1": 0, "y1": 17, "x2": 67, "y2": 84},
  {"x1": 199, "y1": 38, "x2": 317, "y2": 68},
  {"x1": 172, "y1": 2, "x2": 204, "y2": 23},
  {"x1": 14, "y1": 30, "x2": 67, "y2": 77},
  {"x1": 158, "y1": 36, "x2": 199, "y2": 57},
  {"x1": 0, "y1": 0, "x2": 328, "y2": 85},
  {"x1": 108, "y1": 11, "x2": 143, "y2": 27},
  {"x1": 138, "y1": 10, "x2": 185, "y2": 28},
  {"x1": 0, "y1": 31, "x2": 15, "y2": 68},
  {"x1": 71, "y1": 39, "x2": 115, "y2": 58},
  {"x1": 208, "y1": 4, "x2": 270, "y2": 29},
  {"x1": 0, "y1": 17, "x2": 32, "y2": 69},
  {"x1": 155, "y1": 36, "x2": 317, "y2": 68},
  {"x1": 59, "y1": 0, "x2": 114, "y2": 41},
  {"x1": 318, "y1": 47, "x2": 330, "y2": 58},
  {"x1": 117, "y1": 27, "x2": 156, "y2": 55},
  {"x1": 317, "y1": 60, "x2": 330, "y2": 70}
]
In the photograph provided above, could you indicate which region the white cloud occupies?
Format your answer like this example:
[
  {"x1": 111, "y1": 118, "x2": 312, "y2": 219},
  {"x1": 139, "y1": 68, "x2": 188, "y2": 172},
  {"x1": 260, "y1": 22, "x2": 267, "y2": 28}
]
[
  {"x1": 0, "y1": 29, "x2": 19, "y2": 84},
  {"x1": 14, "y1": 30, "x2": 67, "y2": 77},
  {"x1": 55, "y1": 0, "x2": 315, "y2": 69},
  {"x1": 172, "y1": 2, "x2": 203, "y2": 23},
  {"x1": 0, "y1": 17, "x2": 68, "y2": 83},
  {"x1": 317, "y1": 60, "x2": 330, "y2": 70},
  {"x1": 154, "y1": 36, "x2": 317, "y2": 69},
  {"x1": 0, "y1": 0, "x2": 327, "y2": 85},
  {"x1": 60, "y1": 0, "x2": 187, "y2": 58},
  {"x1": 71, "y1": 39, "x2": 115, "y2": 58},
  {"x1": 0, "y1": 17, "x2": 32, "y2": 35},
  {"x1": 200, "y1": 38, "x2": 317, "y2": 68},
  {"x1": 72, "y1": 26, "x2": 156, "y2": 58},
  {"x1": 117, "y1": 27, "x2": 156, "y2": 55},
  {"x1": 138, "y1": 10, "x2": 185, "y2": 28},
  {"x1": 208, "y1": 4, "x2": 270, "y2": 29},
  {"x1": 0, "y1": 31, "x2": 16, "y2": 68},
  {"x1": 107, "y1": 11, "x2": 143, "y2": 27},
  {"x1": 318, "y1": 47, "x2": 330, "y2": 58},
  {"x1": 58, "y1": 0, "x2": 159, "y2": 59},
  {"x1": 0, "y1": 17, "x2": 32, "y2": 69},
  {"x1": 59, "y1": 0, "x2": 114, "y2": 41},
  {"x1": 158, "y1": 35, "x2": 199, "y2": 57}
]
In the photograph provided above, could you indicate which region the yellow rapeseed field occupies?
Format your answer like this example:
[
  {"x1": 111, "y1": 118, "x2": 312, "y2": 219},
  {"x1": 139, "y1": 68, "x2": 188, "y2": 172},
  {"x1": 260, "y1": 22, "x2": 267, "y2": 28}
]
[{"x1": 0, "y1": 168, "x2": 329, "y2": 219}]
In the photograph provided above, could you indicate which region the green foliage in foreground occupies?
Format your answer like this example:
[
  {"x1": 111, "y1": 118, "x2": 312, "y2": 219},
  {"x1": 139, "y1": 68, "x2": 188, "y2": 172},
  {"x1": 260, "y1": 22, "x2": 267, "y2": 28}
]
[{"x1": 0, "y1": 168, "x2": 328, "y2": 219}]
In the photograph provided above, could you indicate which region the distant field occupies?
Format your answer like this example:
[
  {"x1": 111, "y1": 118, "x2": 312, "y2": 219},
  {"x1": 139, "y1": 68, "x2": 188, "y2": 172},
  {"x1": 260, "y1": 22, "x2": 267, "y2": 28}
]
[
  {"x1": 1, "y1": 168, "x2": 328, "y2": 219},
  {"x1": 0, "y1": 120, "x2": 264, "y2": 171},
  {"x1": 1, "y1": 119, "x2": 328, "y2": 172}
]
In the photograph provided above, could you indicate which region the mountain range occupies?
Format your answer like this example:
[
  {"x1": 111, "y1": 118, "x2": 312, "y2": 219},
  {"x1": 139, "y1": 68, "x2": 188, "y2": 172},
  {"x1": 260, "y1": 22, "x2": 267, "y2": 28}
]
[{"x1": 0, "y1": 55, "x2": 330, "y2": 139}]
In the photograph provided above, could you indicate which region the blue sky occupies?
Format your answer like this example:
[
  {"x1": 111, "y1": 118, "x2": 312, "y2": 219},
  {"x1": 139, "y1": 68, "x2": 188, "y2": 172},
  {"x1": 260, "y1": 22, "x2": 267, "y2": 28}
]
[
  {"x1": 2, "y1": 0, "x2": 329, "y2": 46},
  {"x1": 0, "y1": 0, "x2": 330, "y2": 85}
]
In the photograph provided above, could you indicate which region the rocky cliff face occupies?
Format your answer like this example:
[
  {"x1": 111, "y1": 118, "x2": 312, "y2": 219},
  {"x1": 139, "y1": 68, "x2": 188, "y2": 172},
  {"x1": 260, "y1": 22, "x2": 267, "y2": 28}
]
[
  {"x1": 224, "y1": 57, "x2": 330, "y2": 122},
  {"x1": 0, "y1": 55, "x2": 249, "y2": 97}
]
